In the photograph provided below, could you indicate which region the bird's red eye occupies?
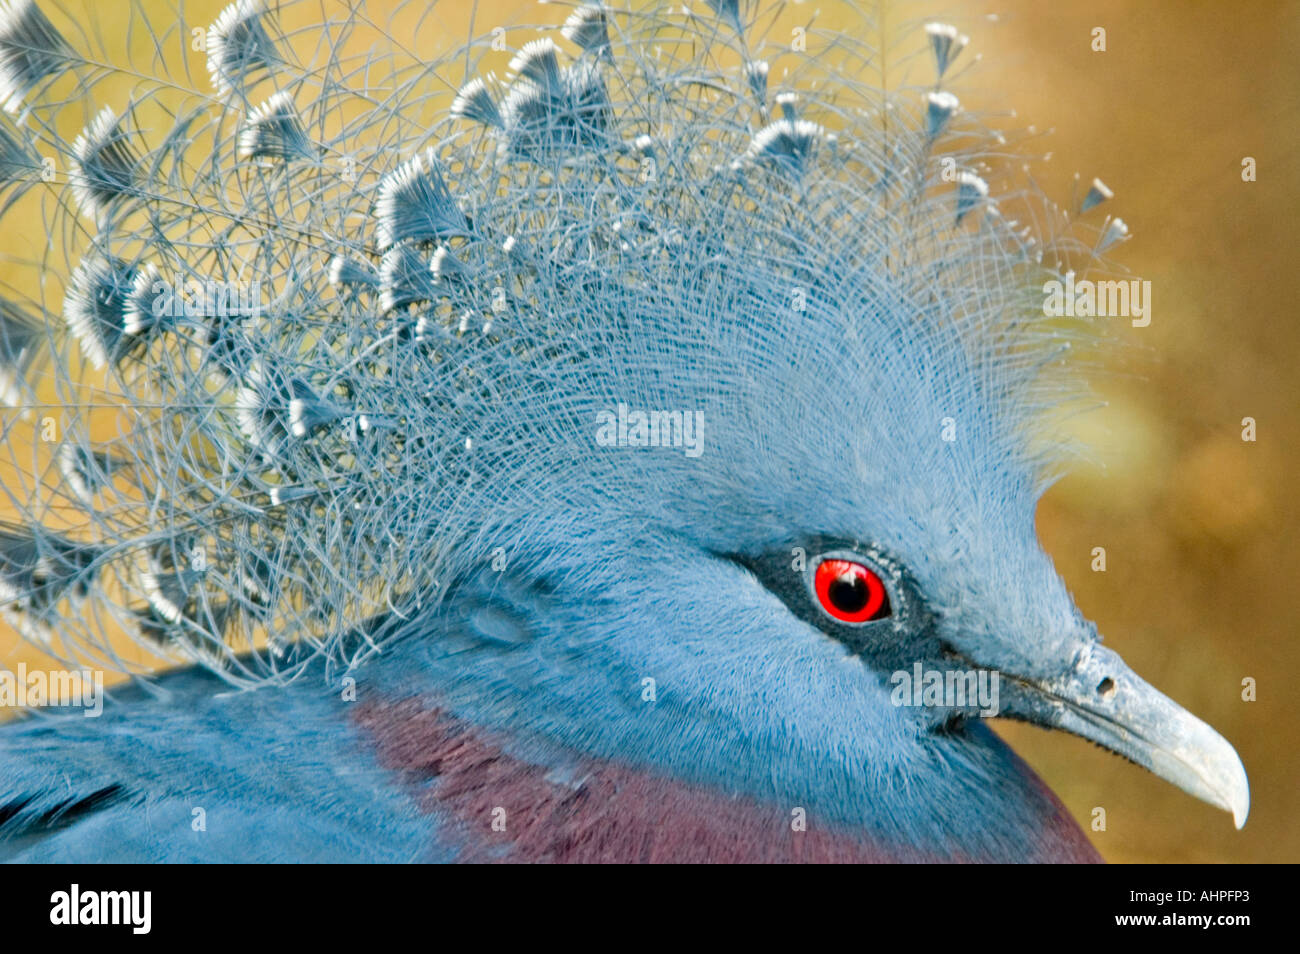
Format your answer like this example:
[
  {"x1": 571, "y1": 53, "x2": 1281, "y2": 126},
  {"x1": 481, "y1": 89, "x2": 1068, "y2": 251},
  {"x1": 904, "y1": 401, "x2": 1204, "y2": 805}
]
[{"x1": 814, "y1": 559, "x2": 891, "y2": 623}]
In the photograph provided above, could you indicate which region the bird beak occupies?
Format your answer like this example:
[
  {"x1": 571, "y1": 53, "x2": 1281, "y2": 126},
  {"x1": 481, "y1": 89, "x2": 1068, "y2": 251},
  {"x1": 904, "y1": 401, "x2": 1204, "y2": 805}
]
[{"x1": 995, "y1": 641, "x2": 1249, "y2": 828}]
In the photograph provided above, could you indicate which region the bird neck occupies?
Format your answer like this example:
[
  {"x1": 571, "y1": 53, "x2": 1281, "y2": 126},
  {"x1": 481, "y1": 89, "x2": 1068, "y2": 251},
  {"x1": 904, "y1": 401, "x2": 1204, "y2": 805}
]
[{"x1": 348, "y1": 683, "x2": 1101, "y2": 863}]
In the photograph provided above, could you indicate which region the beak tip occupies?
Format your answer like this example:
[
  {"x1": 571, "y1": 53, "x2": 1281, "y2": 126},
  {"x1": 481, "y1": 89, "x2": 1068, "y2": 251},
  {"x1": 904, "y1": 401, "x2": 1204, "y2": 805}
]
[
  {"x1": 1180, "y1": 727, "x2": 1250, "y2": 831},
  {"x1": 1229, "y1": 768, "x2": 1250, "y2": 830},
  {"x1": 1214, "y1": 741, "x2": 1250, "y2": 830},
  {"x1": 1202, "y1": 741, "x2": 1249, "y2": 829}
]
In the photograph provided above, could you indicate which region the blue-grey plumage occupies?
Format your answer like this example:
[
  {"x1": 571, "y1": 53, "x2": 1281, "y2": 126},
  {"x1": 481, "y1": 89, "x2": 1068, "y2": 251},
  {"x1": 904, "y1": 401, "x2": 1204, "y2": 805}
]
[
  {"x1": 0, "y1": 0, "x2": 1247, "y2": 862},
  {"x1": 0, "y1": 662, "x2": 445, "y2": 863}
]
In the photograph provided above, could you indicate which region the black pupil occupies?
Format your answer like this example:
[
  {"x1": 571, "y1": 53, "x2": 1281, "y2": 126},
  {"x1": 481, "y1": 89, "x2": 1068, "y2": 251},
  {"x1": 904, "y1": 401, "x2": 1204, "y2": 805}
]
[{"x1": 829, "y1": 573, "x2": 869, "y2": 613}]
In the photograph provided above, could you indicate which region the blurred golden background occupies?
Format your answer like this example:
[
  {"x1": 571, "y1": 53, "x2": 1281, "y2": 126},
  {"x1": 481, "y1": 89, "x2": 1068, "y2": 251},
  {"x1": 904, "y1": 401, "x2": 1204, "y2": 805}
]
[
  {"x1": 981, "y1": 0, "x2": 1299, "y2": 865},
  {"x1": 0, "y1": 0, "x2": 1295, "y2": 862}
]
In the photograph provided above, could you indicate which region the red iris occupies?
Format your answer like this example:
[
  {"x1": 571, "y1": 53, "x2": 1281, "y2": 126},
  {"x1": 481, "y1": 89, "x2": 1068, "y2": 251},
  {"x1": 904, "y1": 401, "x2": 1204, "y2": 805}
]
[{"x1": 814, "y1": 558, "x2": 890, "y2": 623}]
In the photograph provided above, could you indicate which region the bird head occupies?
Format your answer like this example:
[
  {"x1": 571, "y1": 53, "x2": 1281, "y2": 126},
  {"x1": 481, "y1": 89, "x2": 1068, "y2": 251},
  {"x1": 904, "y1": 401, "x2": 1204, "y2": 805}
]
[
  {"x1": 411, "y1": 177, "x2": 1249, "y2": 852},
  {"x1": 390, "y1": 4, "x2": 1249, "y2": 854}
]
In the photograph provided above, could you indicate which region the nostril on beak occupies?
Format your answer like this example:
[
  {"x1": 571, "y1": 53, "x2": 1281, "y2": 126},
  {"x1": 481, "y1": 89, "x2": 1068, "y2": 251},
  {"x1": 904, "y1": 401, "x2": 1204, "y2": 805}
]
[{"x1": 1096, "y1": 677, "x2": 1117, "y2": 698}]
